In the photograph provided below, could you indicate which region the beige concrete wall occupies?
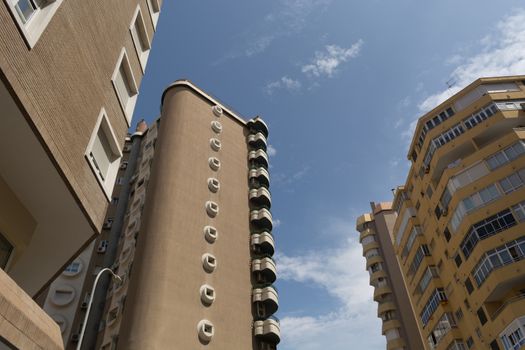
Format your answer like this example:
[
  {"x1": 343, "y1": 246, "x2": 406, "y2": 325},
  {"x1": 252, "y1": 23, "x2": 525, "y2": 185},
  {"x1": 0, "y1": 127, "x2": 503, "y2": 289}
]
[
  {"x1": 0, "y1": 268, "x2": 63, "y2": 350},
  {"x1": 118, "y1": 85, "x2": 254, "y2": 349},
  {"x1": 0, "y1": 0, "x2": 156, "y2": 232}
]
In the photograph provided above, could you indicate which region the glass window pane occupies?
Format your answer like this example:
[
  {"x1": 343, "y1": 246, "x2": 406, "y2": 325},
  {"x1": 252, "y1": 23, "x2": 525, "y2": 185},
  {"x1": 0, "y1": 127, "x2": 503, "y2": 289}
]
[
  {"x1": 0, "y1": 233, "x2": 14, "y2": 269},
  {"x1": 14, "y1": 0, "x2": 36, "y2": 24}
]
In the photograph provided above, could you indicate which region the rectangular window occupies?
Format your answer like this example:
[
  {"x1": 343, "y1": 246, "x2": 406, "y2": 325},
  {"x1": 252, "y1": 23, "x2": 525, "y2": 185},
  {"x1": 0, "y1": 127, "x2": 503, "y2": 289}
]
[
  {"x1": 85, "y1": 108, "x2": 122, "y2": 199},
  {"x1": 421, "y1": 288, "x2": 447, "y2": 326},
  {"x1": 409, "y1": 245, "x2": 431, "y2": 275},
  {"x1": 130, "y1": 6, "x2": 151, "y2": 72},
  {"x1": 146, "y1": 0, "x2": 160, "y2": 28},
  {"x1": 477, "y1": 307, "x2": 488, "y2": 325},
  {"x1": 5, "y1": 0, "x2": 65, "y2": 47},
  {"x1": 0, "y1": 233, "x2": 14, "y2": 269},
  {"x1": 111, "y1": 49, "x2": 138, "y2": 125},
  {"x1": 486, "y1": 141, "x2": 525, "y2": 170},
  {"x1": 465, "y1": 278, "x2": 474, "y2": 294},
  {"x1": 418, "y1": 266, "x2": 439, "y2": 294}
]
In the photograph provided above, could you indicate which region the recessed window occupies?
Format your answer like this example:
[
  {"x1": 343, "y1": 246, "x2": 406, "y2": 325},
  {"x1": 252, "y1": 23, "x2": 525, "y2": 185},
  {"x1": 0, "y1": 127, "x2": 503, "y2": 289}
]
[
  {"x1": 207, "y1": 178, "x2": 220, "y2": 193},
  {"x1": 130, "y1": 6, "x2": 151, "y2": 72},
  {"x1": 210, "y1": 138, "x2": 221, "y2": 151},
  {"x1": 203, "y1": 226, "x2": 218, "y2": 243},
  {"x1": 146, "y1": 0, "x2": 160, "y2": 29},
  {"x1": 107, "y1": 306, "x2": 120, "y2": 326},
  {"x1": 63, "y1": 261, "x2": 82, "y2": 276},
  {"x1": 206, "y1": 201, "x2": 219, "y2": 217},
  {"x1": 0, "y1": 232, "x2": 13, "y2": 269},
  {"x1": 85, "y1": 109, "x2": 122, "y2": 200},
  {"x1": 111, "y1": 49, "x2": 138, "y2": 124},
  {"x1": 197, "y1": 319, "x2": 214, "y2": 342},
  {"x1": 50, "y1": 285, "x2": 75, "y2": 306},
  {"x1": 211, "y1": 120, "x2": 222, "y2": 134},
  {"x1": 200, "y1": 285, "x2": 216, "y2": 305},
  {"x1": 5, "y1": 0, "x2": 65, "y2": 47},
  {"x1": 202, "y1": 253, "x2": 217, "y2": 273},
  {"x1": 212, "y1": 105, "x2": 223, "y2": 117},
  {"x1": 208, "y1": 157, "x2": 221, "y2": 171}
]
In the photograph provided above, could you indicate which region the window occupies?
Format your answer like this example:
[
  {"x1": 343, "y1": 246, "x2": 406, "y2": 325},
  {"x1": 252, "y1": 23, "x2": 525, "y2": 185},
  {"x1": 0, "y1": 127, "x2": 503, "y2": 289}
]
[
  {"x1": 428, "y1": 313, "x2": 456, "y2": 349},
  {"x1": 421, "y1": 288, "x2": 447, "y2": 326},
  {"x1": 455, "y1": 308, "x2": 464, "y2": 321},
  {"x1": 146, "y1": 0, "x2": 160, "y2": 28},
  {"x1": 409, "y1": 245, "x2": 431, "y2": 275},
  {"x1": 472, "y1": 236, "x2": 525, "y2": 286},
  {"x1": 454, "y1": 253, "x2": 463, "y2": 268},
  {"x1": 466, "y1": 337, "x2": 474, "y2": 348},
  {"x1": 5, "y1": 0, "x2": 65, "y2": 47},
  {"x1": 490, "y1": 339, "x2": 501, "y2": 350},
  {"x1": 501, "y1": 320, "x2": 525, "y2": 350},
  {"x1": 0, "y1": 233, "x2": 13, "y2": 269},
  {"x1": 477, "y1": 307, "x2": 488, "y2": 325},
  {"x1": 447, "y1": 340, "x2": 467, "y2": 350},
  {"x1": 460, "y1": 209, "x2": 517, "y2": 259},
  {"x1": 130, "y1": 6, "x2": 151, "y2": 72},
  {"x1": 403, "y1": 226, "x2": 422, "y2": 257},
  {"x1": 85, "y1": 108, "x2": 122, "y2": 199},
  {"x1": 465, "y1": 278, "x2": 474, "y2": 294},
  {"x1": 111, "y1": 49, "x2": 138, "y2": 124},
  {"x1": 64, "y1": 262, "x2": 81, "y2": 274},
  {"x1": 486, "y1": 141, "x2": 525, "y2": 170},
  {"x1": 418, "y1": 266, "x2": 439, "y2": 294}
]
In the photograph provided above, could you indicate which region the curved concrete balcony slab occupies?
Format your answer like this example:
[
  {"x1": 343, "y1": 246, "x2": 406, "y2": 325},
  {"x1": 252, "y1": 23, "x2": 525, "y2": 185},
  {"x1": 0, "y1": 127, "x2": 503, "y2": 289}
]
[
  {"x1": 251, "y1": 231, "x2": 275, "y2": 256},
  {"x1": 387, "y1": 337, "x2": 406, "y2": 350},
  {"x1": 252, "y1": 257, "x2": 277, "y2": 283},
  {"x1": 369, "y1": 270, "x2": 387, "y2": 286},
  {"x1": 247, "y1": 117, "x2": 269, "y2": 138},
  {"x1": 377, "y1": 301, "x2": 397, "y2": 317},
  {"x1": 249, "y1": 167, "x2": 270, "y2": 188},
  {"x1": 250, "y1": 208, "x2": 273, "y2": 230},
  {"x1": 248, "y1": 132, "x2": 267, "y2": 151},
  {"x1": 249, "y1": 150, "x2": 269, "y2": 168},
  {"x1": 362, "y1": 241, "x2": 379, "y2": 255},
  {"x1": 253, "y1": 285, "x2": 279, "y2": 315},
  {"x1": 366, "y1": 255, "x2": 384, "y2": 270},
  {"x1": 381, "y1": 319, "x2": 401, "y2": 335},
  {"x1": 253, "y1": 318, "x2": 280, "y2": 343},
  {"x1": 373, "y1": 285, "x2": 392, "y2": 302},
  {"x1": 249, "y1": 187, "x2": 272, "y2": 207},
  {"x1": 359, "y1": 228, "x2": 374, "y2": 242},
  {"x1": 356, "y1": 213, "x2": 373, "y2": 231}
]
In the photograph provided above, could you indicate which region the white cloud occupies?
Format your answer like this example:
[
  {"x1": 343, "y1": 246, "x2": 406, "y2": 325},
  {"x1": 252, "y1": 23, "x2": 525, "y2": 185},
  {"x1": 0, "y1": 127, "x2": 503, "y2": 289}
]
[
  {"x1": 419, "y1": 9, "x2": 525, "y2": 113},
  {"x1": 267, "y1": 144, "x2": 277, "y2": 157},
  {"x1": 266, "y1": 76, "x2": 302, "y2": 94},
  {"x1": 276, "y1": 216, "x2": 385, "y2": 350},
  {"x1": 302, "y1": 40, "x2": 363, "y2": 78},
  {"x1": 273, "y1": 218, "x2": 282, "y2": 228},
  {"x1": 273, "y1": 165, "x2": 310, "y2": 186}
]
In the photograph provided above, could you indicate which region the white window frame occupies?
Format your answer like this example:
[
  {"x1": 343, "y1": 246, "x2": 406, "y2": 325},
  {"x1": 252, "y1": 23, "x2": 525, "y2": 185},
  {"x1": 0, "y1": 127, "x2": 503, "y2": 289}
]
[
  {"x1": 129, "y1": 5, "x2": 151, "y2": 73},
  {"x1": 85, "y1": 108, "x2": 123, "y2": 200},
  {"x1": 146, "y1": 0, "x2": 160, "y2": 30},
  {"x1": 4, "y1": 0, "x2": 65, "y2": 48},
  {"x1": 111, "y1": 48, "x2": 139, "y2": 125}
]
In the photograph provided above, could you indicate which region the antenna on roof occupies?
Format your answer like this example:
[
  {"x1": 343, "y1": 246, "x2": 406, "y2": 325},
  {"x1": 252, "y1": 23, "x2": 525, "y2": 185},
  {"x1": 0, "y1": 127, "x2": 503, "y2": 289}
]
[{"x1": 446, "y1": 78, "x2": 456, "y2": 89}]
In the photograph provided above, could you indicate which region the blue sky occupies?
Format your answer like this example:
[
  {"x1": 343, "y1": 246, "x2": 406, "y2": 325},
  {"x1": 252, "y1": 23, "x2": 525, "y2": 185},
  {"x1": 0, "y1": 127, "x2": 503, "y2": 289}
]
[{"x1": 134, "y1": 1, "x2": 525, "y2": 348}]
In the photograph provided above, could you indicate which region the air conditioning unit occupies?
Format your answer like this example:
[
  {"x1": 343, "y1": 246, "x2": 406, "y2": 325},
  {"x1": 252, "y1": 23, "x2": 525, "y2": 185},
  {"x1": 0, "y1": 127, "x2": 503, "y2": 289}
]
[
  {"x1": 81, "y1": 302, "x2": 88, "y2": 309},
  {"x1": 103, "y1": 221, "x2": 112, "y2": 230},
  {"x1": 97, "y1": 245, "x2": 107, "y2": 254},
  {"x1": 425, "y1": 166, "x2": 430, "y2": 174},
  {"x1": 119, "y1": 163, "x2": 127, "y2": 170},
  {"x1": 123, "y1": 145, "x2": 132, "y2": 152},
  {"x1": 71, "y1": 334, "x2": 80, "y2": 343}
]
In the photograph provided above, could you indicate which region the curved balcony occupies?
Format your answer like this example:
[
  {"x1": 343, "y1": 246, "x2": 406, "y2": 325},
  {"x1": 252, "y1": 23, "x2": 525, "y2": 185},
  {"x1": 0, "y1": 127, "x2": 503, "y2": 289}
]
[
  {"x1": 369, "y1": 270, "x2": 387, "y2": 286},
  {"x1": 377, "y1": 301, "x2": 396, "y2": 317},
  {"x1": 253, "y1": 317, "x2": 280, "y2": 343},
  {"x1": 249, "y1": 150, "x2": 269, "y2": 168},
  {"x1": 356, "y1": 213, "x2": 373, "y2": 231},
  {"x1": 382, "y1": 319, "x2": 401, "y2": 335},
  {"x1": 359, "y1": 228, "x2": 374, "y2": 242},
  {"x1": 362, "y1": 241, "x2": 379, "y2": 255},
  {"x1": 247, "y1": 117, "x2": 269, "y2": 138},
  {"x1": 366, "y1": 255, "x2": 384, "y2": 270},
  {"x1": 251, "y1": 232, "x2": 275, "y2": 256},
  {"x1": 248, "y1": 132, "x2": 267, "y2": 151},
  {"x1": 250, "y1": 208, "x2": 273, "y2": 230},
  {"x1": 373, "y1": 285, "x2": 392, "y2": 302},
  {"x1": 253, "y1": 285, "x2": 279, "y2": 315},
  {"x1": 249, "y1": 167, "x2": 270, "y2": 188},
  {"x1": 387, "y1": 337, "x2": 406, "y2": 350},
  {"x1": 249, "y1": 187, "x2": 272, "y2": 207},
  {"x1": 252, "y1": 257, "x2": 277, "y2": 283}
]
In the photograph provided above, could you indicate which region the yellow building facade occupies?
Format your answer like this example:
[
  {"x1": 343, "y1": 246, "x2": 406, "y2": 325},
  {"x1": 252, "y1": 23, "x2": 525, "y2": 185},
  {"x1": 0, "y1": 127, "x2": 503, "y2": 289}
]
[{"x1": 393, "y1": 76, "x2": 525, "y2": 350}]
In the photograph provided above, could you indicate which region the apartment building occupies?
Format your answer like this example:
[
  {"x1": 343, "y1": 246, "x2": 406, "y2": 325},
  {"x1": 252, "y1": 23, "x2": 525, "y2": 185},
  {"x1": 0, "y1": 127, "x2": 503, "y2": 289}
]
[
  {"x1": 45, "y1": 80, "x2": 280, "y2": 349},
  {"x1": 0, "y1": 0, "x2": 161, "y2": 348},
  {"x1": 356, "y1": 202, "x2": 424, "y2": 350},
  {"x1": 392, "y1": 76, "x2": 525, "y2": 350}
]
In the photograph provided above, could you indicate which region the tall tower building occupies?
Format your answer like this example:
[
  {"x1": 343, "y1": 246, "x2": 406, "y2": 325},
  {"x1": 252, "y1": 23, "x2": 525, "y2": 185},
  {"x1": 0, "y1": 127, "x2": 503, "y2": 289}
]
[
  {"x1": 45, "y1": 80, "x2": 280, "y2": 349},
  {"x1": 356, "y1": 202, "x2": 425, "y2": 350},
  {"x1": 0, "y1": 0, "x2": 161, "y2": 348},
  {"x1": 392, "y1": 76, "x2": 525, "y2": 350}
]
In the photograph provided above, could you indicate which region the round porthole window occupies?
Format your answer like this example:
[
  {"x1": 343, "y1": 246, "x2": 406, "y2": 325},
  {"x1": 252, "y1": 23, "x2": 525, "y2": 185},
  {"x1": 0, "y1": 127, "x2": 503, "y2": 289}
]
[
  {"x1": 212, "y1": 105, "x2": 223, "y2": 117},
  {"x1": 202, "y1": 253, "x2": 217, "y2": 273},
  {"x1": 211, "y1": 120, "x2": 222, "y2": 134},
  {"x1": 197, "y1": 319, "x2": 215, "y2": 342},
  {"x1": 207, "y1": 178, "x2": 220, "y2": 193},
  {"x1": 200, "y1": 285, "x2": 216, "y2": 305},
  {"x1": 210, "y1": 138, "x2": 221, "y2": 152},
  {"x1": 203, "y1": 226, "x2": 218, "y2": 243},
  {"x1": 206, "y1": 201, "x2": 219, "y2": 217}
]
